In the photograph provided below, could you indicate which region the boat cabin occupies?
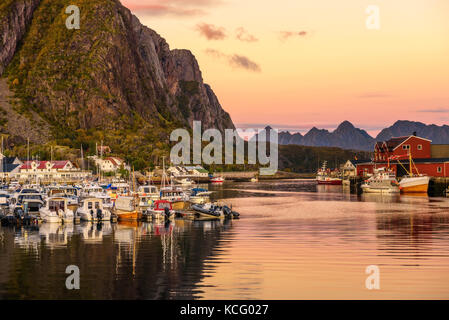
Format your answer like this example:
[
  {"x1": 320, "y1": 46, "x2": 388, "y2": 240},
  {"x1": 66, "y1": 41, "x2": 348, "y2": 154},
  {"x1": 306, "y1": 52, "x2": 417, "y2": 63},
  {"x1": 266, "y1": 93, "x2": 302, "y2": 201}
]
[
  {"x1": 47, "y1": 197, "x2": 69, "y2": 212},
  {"x1": 115, "y1": 196, "x2": 136, "y2": 212},
  {"x1": 80, "y1": 198, "x2": 103, "y2": 211},
  {"x1": 137, "y1": 185, "x2": 158, "y2": 195},
  {"x1": 153, "y1": 200, "x2": 172, "y2": 211}
]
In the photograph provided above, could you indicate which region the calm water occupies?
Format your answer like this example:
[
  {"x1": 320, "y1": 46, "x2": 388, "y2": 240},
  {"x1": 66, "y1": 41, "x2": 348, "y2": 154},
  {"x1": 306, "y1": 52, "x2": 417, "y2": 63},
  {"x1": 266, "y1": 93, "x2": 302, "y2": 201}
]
[{"x1": 1, "y1": 180, "x2": 449, "y2": 300}]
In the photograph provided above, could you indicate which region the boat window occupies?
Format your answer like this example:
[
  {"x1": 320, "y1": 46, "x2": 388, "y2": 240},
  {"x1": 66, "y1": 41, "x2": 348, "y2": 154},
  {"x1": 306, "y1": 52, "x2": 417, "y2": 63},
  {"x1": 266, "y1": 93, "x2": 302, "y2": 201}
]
[
  {"x1": 95, "y1": 202, "x2": 100, "y2": 209},
  {"x1": 88, "y1": 202, "x2": 93, "y2": 209}
]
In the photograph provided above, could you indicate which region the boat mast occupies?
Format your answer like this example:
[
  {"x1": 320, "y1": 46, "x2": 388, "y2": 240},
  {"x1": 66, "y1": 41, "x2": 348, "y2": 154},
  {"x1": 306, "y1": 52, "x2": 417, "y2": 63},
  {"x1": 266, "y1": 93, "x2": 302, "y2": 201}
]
[{"x1": 409, "y1": 150, "x2": 412, "y2": 176}]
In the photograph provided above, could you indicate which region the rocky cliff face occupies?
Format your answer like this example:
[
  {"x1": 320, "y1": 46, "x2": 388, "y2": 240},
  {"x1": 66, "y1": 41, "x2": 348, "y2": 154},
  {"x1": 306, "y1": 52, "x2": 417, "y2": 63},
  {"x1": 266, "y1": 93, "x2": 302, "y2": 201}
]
[
  {"x1": 0, "y1": 0, "x2": 234, "y2": 149},
  {"x1": 0, "y1": 0, "x2": 40, "y2": 75}
]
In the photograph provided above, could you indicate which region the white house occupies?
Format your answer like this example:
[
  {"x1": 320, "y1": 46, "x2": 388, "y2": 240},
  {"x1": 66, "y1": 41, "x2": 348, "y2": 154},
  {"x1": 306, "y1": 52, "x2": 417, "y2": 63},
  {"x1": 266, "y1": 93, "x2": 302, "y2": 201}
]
[
  {"x1": 16, "y1": 160, "x2": 91, "y2": 182},
  {"x1": 90, "y1": 156, "x2": 128, "y2": 173}
]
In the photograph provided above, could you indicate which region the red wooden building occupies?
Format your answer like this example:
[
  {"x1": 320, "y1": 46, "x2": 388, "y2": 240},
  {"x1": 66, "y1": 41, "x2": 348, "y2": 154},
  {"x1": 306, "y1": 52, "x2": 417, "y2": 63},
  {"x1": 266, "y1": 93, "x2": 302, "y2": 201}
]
[{"x1": 357, "y1": 135, "x2": 449, "y2": 178}]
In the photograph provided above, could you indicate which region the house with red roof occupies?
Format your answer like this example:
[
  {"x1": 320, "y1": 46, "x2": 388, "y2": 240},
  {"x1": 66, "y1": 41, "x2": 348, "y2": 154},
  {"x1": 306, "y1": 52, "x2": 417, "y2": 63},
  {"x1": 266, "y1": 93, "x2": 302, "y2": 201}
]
[
  {"x1": 89, "y1": 156, "x2": 127, "y2": 172},
  {"x1": 357, "y1": 134, "x2": 449, "y2": 177},
  {"x1": 16, "y1": 160, "x2": 91, "y2": 182}
]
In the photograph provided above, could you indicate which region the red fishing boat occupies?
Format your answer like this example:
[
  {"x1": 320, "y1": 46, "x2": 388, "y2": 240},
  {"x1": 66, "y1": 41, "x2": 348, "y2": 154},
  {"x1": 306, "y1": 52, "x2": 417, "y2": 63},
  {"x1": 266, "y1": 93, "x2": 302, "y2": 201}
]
[{"x1": 316, "y1": 161, "x2": 343, "y2": 185}]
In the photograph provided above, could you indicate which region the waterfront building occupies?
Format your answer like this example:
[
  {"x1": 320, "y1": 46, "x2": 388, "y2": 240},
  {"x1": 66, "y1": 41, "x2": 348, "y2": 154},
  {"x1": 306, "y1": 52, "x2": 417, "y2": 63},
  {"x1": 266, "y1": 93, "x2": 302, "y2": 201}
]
[
  {"x1": 16, "y1": 160, "x2": 92, "y2": 183},
  {"x1": 356, "y1": 134, "x2": 449, "y2": 177}
]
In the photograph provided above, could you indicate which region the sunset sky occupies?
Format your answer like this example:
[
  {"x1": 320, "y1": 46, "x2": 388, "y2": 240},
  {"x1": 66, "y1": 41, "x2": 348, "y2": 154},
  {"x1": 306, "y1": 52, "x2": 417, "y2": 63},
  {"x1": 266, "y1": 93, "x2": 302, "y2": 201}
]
[{"x1": 121, "y1": 0, "x2": 449, "y2": 136}]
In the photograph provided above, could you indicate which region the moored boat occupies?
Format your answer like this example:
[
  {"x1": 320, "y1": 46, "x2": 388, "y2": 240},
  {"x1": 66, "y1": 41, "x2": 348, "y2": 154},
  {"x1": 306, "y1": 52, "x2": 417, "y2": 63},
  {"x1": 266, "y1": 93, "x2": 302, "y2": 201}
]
[
  {"x1": 210, "y1": 176, "x2": 225, "y2": 184},
  {"x1": 191, "y1": 202, "x2": 239, "y2": 220},
  {"x1": 399, "y1": 175, "x2": 430, "y2": 194},
  {"x1": 39, "y1": 197, "x2": 74, "y2": 223},
  {"x1": 189, "y1": 188, "x2": 212, "y2": 204},
  {"x1": 361, "y1": 168, "x2": 400, "y2": 194},
  {"x1": 114, "y1": 196, "x2": 142, "y2": 221},
  {"x1": 316, "y1": 161, "x2": 342, "y2": 185},
  {"x1": 142, "y1": 200, "x2": 175, "y2": 222},
  {"x1": 76, "y1": 198, "x2": 112, "y2": 222}
]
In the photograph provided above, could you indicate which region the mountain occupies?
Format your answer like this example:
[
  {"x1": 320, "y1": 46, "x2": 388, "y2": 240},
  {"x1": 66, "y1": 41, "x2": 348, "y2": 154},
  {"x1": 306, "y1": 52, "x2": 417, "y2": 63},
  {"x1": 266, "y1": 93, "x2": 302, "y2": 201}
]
[
  {"x1": 0, "y1": 0, "x2": 234, "y2": 168},
  {"x1": 278, "y1": 121, "x2": 375, "y2": 151},
  {"x1": 277, "y1": 120, "x2": 449, "y2": 151},
  {"x1": 376, "y1": 120, "x2": 449, "y2": 144}
]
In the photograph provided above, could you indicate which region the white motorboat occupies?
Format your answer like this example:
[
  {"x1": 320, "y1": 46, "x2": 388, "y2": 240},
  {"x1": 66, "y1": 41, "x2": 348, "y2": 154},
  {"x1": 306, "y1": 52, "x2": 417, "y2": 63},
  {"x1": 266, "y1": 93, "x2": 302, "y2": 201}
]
[
  {"x1": 174, "y1": 178, "x2": 194, "y2": 186},
  {"x1": 80, "y1": 185, "x2": 104, "y2": 198},
  {"x1": 361, "y1": 168, "x2": 400, "y2": 194},
  {"x1": 189, "y1": 188, "x2": 213, "y2": 204},
  {"x1": 76, "y1": 198, "x2": 112, "y2": 222},
  {"x1": 9, "y1": 192, "x2": 45, "y2": 214},
  {"x1": 39, "y1": 197, "x2": 74, "y2": 223}
]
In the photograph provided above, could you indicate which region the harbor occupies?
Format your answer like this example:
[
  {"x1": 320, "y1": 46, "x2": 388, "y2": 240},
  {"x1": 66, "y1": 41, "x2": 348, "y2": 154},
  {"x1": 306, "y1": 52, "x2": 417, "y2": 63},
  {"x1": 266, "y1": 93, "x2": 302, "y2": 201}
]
[{"x1": 1, "y1": 179, "x2": 449, "y2": 299}]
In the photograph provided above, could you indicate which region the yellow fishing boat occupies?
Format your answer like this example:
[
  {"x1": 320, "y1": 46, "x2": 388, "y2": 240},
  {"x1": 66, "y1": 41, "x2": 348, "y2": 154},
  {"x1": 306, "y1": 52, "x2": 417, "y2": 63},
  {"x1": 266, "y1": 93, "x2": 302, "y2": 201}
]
[{"x1": 397, "y1": 152, "x2": 430, "y2": 194}]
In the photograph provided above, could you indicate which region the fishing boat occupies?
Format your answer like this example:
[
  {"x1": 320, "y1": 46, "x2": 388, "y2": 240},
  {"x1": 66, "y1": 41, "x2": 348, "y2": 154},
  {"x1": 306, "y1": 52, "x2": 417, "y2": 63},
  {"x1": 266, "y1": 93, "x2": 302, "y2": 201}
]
[
  {"x1": 114, "y1": 196, "x2": 142, "y2": 221},
  {"x1": 141, "y1": 200, "x2": 175, "y2": 222},
  {"x1": 395, "y1": 153, "x2": 430, "y2": 194},
  {"x1": 361, "y1": 168, "x2": 400, "y2": 194},
  {"x1": 39, "y1": 197, "x2": 74, "y2": 223},
  {"x1": 316, "y1": 161, "x2": 342, "y2": 185},
  {"x1": 76, "y1": 198, "x2": 112, "y2": 222}
]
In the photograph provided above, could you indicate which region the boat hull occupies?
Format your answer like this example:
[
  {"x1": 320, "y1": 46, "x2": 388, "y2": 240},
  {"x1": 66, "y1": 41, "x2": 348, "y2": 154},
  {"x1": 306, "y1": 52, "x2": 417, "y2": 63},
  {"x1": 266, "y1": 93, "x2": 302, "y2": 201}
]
[
  {"x1": 116, "y1": 211, "x2": 142, "y2": 221},
  {"x1": 317, "y1": 179, "x2": 342, "y2": 185},
  {"x1": 399, "y1": 176, "x2": 430, "y2": 194},
  {"x1": 361, "y1": 186, "x2": 400, "y2": 194}
]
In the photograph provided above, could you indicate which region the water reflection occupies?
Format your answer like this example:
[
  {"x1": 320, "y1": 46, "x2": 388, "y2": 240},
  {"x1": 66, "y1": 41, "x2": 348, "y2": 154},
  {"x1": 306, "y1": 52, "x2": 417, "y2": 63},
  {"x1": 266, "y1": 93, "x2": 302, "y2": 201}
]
[
  {"x1": 1, "y1": 180, "x2": 449, "y2": 299},
  {"x1": 0, "y1": 217, "x2": 234, "y2": 299}
]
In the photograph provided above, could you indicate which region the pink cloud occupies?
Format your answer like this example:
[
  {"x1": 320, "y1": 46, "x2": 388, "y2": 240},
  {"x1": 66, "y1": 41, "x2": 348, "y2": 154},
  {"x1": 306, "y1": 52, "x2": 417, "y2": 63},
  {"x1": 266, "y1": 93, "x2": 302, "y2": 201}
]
[
  {"x1": 196, "y1": 23, "x2": 227, "y2": 40},
  {"x1": 236, "y1": 27, "x2": 258, "y2": 42},
  {"x1": 205, "y1": 49, "x2": 261, "y2": 72},
  {"x1": 279, "y1": 30, "x2": 308, "y2": 40}
]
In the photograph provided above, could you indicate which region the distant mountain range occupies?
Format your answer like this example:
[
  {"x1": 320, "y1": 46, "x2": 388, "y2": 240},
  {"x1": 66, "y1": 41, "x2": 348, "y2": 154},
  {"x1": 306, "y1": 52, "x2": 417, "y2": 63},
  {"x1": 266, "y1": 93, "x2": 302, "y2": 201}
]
[{"x1": 276, "y1": 120, "x2": 449, "y2": 151}]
